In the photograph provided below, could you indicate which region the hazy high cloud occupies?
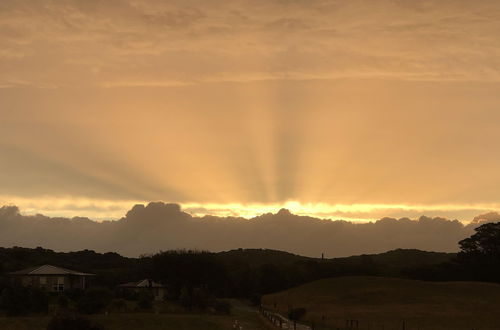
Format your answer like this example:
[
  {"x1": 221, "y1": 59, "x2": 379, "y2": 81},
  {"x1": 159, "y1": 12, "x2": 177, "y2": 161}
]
[
  {"x1": 2, "y1": 0, "x2": 500, "y2": 88},
  {"x1": 0, "y1": 202, "x2": 489, "y2": 257}
]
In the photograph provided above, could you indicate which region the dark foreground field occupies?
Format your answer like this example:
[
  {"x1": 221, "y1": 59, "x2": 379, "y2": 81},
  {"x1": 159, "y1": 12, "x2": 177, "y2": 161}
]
[
  {"x1": 262, "y1": 276, "x2": 500, "y2": 330},
  {"x1": 0, "y1": 300, "x2": 271, "y2": 330}
]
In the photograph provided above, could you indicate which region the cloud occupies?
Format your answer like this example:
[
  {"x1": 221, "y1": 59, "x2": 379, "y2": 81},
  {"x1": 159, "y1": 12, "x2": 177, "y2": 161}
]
[
  {"x1": 2, "y1": 0, "x2": 500, "y2": 88},
  {"x1": 471, "y1": 212, "x2": 500, "y2": 224},
  {"x1": 0, "y1": 202, "x2": 484, "y2": 257}
]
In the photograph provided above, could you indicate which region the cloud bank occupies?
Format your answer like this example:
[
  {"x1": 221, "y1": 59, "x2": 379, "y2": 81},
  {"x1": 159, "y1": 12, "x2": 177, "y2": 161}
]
[{"x1": 1, "y1": 202, "x2": 493, "y2": 257}]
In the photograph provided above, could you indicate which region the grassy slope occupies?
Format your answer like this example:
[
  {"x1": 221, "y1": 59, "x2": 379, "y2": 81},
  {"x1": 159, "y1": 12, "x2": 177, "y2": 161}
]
[{"x1": 262, "y1": 276, "x2": 500, "y2": 330}]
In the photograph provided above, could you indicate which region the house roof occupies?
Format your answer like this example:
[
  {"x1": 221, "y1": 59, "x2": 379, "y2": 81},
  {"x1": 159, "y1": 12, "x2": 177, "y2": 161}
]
[
  {"x1": 118, "y1": 279, "x2": 165, "y2": 288},
  {"x1": 8, "y1": 264, "x2": 94, "y2": 276}
]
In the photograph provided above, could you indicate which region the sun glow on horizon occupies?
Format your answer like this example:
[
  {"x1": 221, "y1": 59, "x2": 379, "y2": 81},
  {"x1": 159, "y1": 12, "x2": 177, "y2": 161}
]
[{"x1": 1, "y1": 195, "x2": 499, "y2": 224}]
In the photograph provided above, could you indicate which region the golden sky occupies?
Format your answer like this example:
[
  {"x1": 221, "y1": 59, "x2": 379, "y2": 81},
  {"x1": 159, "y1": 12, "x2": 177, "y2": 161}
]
[{"x1": 2, "y1": 0, "x2": 500, "y2": 221}]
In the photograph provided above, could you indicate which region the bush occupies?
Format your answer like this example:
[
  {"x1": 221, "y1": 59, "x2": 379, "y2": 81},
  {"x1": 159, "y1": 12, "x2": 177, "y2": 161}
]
[
  {"x1": 288, "y1": 307, "x2": 306, "y2": 321},
  {"x1": 179, "y1": 286, "x2": 191, "y2": 308},
  {"x1": 0, "y1": 286, "x2": 48, "y2": 316},
  {"x1": 191, "y1": 287, "x2": 209, "y2": 309},
  {"x1": 115, "y1": 288, "x2": 137, "y2": 301},
  {"x1": 77, "y1": 287, "x2": 112, "y2": 314},
  {"x1": 111, "y1": 299, "x2": 127, "y2": 312},
  {"x1": 65, "y1": 289, "x2": 85, "y2": 302},
  {"x1": 30, "y1": 288, "x2": 49, "y2": 313},
  {"x1": 47, "y1": 315, "x2": 104, "y2": 330},
  {"x1": 137, "y1": 290, "x2": 154, "y2": 309},
  {"x1": 212, "y1": 299, "x2": 231, "y2": 315},
  {"x1": 56, "y1": 294, "x2": 69, "y2": 309},
  {"x1": 250, "y1": 294, "x2": 261, "y2": 306}
]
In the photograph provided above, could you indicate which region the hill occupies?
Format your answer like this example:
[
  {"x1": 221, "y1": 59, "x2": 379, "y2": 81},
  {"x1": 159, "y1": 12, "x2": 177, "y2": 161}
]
[
  {"x1": 262, "y1": 276, "x2": 500, "y2": 330},
  {"x1": 0, "y1": 246, "x2": 457, "y2": 300},
  {"x1": 217, "y1": 248, "x2": 454, "y2": 272},
  {"x1": 216, "y1": 248, "x2": 310, "y2": 267}
]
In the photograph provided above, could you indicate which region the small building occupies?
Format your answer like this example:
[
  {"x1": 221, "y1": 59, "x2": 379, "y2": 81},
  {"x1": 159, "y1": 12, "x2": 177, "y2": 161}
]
[
  {"x1": 8, "y1": 264, "x2": 94, "y2": 292},
  {"x1": 117, "y1": 279, "x2": 166, "y2": 301}
]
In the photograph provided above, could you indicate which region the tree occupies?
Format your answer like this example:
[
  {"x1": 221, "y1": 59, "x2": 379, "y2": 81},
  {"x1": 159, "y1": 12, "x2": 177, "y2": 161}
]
[
  {"x1": 459, "y1": 222, "x2": 500, "y2": 257},
  {"x1": 458, "y1": 222, "x2": 500, "y2": 281}
]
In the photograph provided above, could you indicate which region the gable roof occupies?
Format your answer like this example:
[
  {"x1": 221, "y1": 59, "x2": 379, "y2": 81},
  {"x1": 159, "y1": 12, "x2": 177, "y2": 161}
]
[
  {"x1": 118, "y1": 279, "x2": 164, "y2": 288},
  {"x1": 9, "y1": 264, "x2": 94, "y2": 276}
]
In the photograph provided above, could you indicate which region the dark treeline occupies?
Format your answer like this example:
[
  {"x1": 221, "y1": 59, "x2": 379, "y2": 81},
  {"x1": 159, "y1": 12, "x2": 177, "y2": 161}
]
[
  {"x1": 1, "y1": 221, "x2": 500, "y2": 303},
  {"x1": 0, "y1": 247, "x2": 454, "y2": 302},
  {"x1": 408, "y1": 222, "x2": 500, "y2": 282}
]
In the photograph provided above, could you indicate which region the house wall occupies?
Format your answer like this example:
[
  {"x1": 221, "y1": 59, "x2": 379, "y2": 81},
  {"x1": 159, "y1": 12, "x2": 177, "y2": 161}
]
[{"x1": 12, "y1": 275, "x2": 87, "y2": 291}]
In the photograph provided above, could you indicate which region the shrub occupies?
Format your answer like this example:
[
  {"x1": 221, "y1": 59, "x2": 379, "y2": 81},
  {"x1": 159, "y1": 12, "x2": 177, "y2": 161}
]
[
  {"x1": 137, "y1": 290, "x2": 154, "y2": 309},
  {"x1": 65, "y1": 289, "x2": 85, "y2": 301},
  {"x1": 30, "y1": 288, "x2": 49, "y2": 313},
  {"x1": 178, "y1": 286, "x2": 212, "y2": 310},
  {"x1": 190, "y1": 287, "x2": 209, "y2": 309},
  {"x1": 77, "y1": 287, "x2": 112, "y2": 314},
  {"x1": 212, "y1": 299, "x2": 231, "y2": 315},
  {"x1": 0, "y1": 286, "x2": 29, "y2": 316},
  {"x1": 0, "y1": 286, "x2": 48, "y2": 316},
  {"x1": 115, "y1": 288, "x2": 137, "y2": 301},
  {"x1": 288, "y1": 307, "x2": 306, "y2": 321},
  {"x1": 47, "y1": 314, "x2": 104, "y2": 330},
  {"x1": 111, "y1": 299, "x2": 127, "y2": 312},
  {"x1": 250, "y1": 294, "x2": 261, "y2": 306},
  {"x1": 56, "y1": 294, "x2": 69, "y2": 309},
  {"x1": 179, "y1": 286, "x2": 191, "y2": 308}
]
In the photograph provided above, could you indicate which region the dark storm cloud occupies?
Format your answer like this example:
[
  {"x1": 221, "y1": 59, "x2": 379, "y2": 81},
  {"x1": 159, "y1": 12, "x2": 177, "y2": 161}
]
[{"x1": 0, "y1": 202, "x2": 483, "y2": 257}]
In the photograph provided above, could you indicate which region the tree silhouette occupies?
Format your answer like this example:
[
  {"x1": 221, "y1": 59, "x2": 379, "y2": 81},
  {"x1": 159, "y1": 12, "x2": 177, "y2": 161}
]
[
  {"x1": 459, "y1": 222, "x2": 500, "y2": 257},
  {"x1": 458, "y1": 222, "x2": 500, "y2": 281}
]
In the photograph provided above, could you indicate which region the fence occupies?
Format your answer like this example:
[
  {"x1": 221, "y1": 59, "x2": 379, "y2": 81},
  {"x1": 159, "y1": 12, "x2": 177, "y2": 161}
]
[
  {"x1": 260, "y1": 307, "x2": 493, "y2": 330},
  {"x1": 260, "y1": 307, "x2": 312, "y2": 330}
]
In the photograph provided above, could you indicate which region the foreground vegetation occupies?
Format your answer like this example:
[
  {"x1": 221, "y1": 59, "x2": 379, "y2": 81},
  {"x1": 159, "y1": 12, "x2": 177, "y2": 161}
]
[
  {"x1": 0, "y1": 299, "x2": 270, "y2": 330},
  {"x1": 263, "y1": 276, "x2": 500, "y2": 330},
  {"x1": 0, "y1": 313, "x2": 257, "y2": 330}
]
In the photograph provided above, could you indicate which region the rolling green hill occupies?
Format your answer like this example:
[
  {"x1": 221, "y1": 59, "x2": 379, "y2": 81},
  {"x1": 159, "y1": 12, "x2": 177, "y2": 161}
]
[{"x1": 262, "y1": 276, "x2": 500, "y2": 330}]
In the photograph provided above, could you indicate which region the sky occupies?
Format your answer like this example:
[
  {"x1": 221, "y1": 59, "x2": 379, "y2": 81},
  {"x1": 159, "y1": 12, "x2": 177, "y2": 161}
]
[{"x1": 2, "y1": 0, "x2": 500, "y2": 222}]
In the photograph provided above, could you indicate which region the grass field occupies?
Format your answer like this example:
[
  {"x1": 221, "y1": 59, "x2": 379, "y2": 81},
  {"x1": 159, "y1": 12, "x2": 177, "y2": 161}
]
[
  {"x1": 0, "y1": 300, "x2": 272, "y2": 330},
  {"x1": 262, "y1": 276, "x2": 500, "y2": 330}
]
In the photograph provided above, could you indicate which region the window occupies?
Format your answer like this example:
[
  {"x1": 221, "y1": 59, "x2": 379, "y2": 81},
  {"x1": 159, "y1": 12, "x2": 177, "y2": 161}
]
[
  {"x1": 39, "y1": 277, "x2": 46, "y2": 285},
  {"x1": 52, "y1": 277, "x2": 65, "y2": 292}
]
